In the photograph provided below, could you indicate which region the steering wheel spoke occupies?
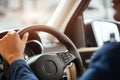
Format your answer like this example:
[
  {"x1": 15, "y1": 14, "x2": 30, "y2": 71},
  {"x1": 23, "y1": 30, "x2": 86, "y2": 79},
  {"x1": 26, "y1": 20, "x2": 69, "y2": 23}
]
[{"x1": 57, "y1": 51, "x2": 76, "y2": 67}]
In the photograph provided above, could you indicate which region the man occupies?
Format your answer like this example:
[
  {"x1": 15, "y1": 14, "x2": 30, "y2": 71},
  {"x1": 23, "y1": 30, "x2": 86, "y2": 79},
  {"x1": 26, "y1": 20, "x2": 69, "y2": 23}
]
[{"x1": 0, "y1": 0, "x2": 120, "y2": 80}]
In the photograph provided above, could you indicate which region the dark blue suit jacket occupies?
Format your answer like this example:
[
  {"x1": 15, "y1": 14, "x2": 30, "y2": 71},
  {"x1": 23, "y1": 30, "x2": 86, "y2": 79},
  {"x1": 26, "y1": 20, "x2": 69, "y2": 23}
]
[
  {"x1": 79, "y1": 42, "x2": 120, "y2": 80},
  {"x1": 8, "y1": 42, "x2": 120, "y2": 80}
]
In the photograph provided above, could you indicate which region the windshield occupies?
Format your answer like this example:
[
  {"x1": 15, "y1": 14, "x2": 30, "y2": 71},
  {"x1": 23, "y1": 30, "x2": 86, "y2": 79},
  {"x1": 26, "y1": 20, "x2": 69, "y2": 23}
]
[
  {"x1": 0, "y1": 0, "x2": 60, "y2": 31},
  {"x1": 0, "y1": 0, "x2": 82, "y2": 32}
]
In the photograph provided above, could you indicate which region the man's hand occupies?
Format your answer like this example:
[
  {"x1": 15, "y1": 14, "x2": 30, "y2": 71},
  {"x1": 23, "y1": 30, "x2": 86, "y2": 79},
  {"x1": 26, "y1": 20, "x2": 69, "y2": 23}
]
[{"x1": 0, "y1": 30, "x2": 29, "y2": 65}]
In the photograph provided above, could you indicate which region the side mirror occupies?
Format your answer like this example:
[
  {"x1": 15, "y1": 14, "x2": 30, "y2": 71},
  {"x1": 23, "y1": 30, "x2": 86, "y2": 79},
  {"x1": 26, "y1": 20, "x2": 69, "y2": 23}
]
[{"x1": 84, "y1": 20, "x2": 120, "y2": 47}]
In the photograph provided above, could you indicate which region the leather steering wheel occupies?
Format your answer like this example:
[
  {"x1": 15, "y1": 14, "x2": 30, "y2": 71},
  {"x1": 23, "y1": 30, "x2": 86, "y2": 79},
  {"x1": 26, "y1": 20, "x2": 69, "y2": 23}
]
[{"x1": 4, "y1": 25, "x2": 83, "y2": 80}]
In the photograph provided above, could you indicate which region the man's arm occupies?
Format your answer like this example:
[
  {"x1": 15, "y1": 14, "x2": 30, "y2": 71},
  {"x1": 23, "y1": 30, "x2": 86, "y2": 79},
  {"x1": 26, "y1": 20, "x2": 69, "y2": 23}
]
[{"x1": 8, "y1": 60, "x2": 38, "y2": 80}]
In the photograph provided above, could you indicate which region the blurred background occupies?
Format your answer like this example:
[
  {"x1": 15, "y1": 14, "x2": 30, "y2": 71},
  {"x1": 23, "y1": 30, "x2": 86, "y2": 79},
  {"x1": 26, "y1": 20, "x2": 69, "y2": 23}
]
[
  {"x1": 0, "y1": 0, "x2": 116, "y2": 31},
  {"x1": 84, "y1": 0, "x2": 115, "y2": 21},
  {"x1": 0, "y1": 0, "x2": 60, "y2": 30}
]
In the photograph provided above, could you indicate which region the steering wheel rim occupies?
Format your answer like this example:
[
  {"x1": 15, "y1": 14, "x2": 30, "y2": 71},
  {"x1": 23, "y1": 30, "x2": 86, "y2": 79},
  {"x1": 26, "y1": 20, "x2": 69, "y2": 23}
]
[
  {"x1": 17, "y1": 25, "x2": 83, "y2": 79},
  {"x1": 15, "y1": 25, "x2": 83, "y2": 79}
]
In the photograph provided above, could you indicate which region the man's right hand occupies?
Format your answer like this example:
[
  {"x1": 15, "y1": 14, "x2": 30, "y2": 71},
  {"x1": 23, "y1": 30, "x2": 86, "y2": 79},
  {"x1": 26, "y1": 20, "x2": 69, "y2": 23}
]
[{"x1": 0, "y1": 30, "x2": 29, "y2": 65}]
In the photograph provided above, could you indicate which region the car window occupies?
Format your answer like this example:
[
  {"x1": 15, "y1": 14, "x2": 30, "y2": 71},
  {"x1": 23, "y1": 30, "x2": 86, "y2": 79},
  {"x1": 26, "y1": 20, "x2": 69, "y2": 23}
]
[
  {"x1": 0, "y1": 0, "x2": 82, "y2": 32},
  {"x1": 83, "y1": 0, "x2": 115, "y2": 21},
  {"x1": 83, "y1": 0, "x2": 120, "y2": 47},
  {"x1": 0, "y1": 0, "x2": 60, "y2": 31}
]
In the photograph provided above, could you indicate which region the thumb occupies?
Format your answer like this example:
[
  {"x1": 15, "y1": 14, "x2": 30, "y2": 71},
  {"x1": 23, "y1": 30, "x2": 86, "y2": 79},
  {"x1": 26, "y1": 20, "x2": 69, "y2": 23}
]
[{"x1": 22, "y1": 32, "x2": 29, "y2": 44}]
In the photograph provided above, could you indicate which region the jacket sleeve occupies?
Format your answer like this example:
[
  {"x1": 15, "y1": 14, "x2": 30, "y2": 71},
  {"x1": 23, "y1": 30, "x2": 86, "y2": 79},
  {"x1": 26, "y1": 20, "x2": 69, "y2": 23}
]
[
  {"x1": 8, "y1": 60, "x2": 38, "y2": 80},
  {"x1": 79, "y1": 42, "x2": 120, "y2": 80}
]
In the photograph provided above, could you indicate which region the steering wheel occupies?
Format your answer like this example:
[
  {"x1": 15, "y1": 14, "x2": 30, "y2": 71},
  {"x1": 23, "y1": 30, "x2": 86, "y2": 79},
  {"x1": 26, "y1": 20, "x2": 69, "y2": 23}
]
[{"x1": 3, "y1": 25, "x2": 83, "y2": 80}]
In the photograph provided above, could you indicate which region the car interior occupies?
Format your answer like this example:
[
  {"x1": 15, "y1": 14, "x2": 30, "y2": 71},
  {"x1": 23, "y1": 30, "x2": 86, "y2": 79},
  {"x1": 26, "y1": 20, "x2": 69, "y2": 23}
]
[{"x1": 0, "y1": 0, "x2": 120, "y2": 80}]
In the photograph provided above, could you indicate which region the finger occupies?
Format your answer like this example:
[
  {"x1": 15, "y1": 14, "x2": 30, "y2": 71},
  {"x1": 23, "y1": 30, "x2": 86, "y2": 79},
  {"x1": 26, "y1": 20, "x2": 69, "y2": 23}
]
[{"x1": 22, "y1": 32, "x2": 29, "y2": 44}]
